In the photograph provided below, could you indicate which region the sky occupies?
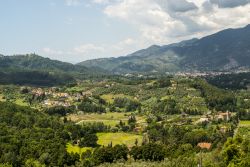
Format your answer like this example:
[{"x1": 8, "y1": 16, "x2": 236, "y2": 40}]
[{"x1": 0, "y1": 0, "x2": 250, "y2": 63}]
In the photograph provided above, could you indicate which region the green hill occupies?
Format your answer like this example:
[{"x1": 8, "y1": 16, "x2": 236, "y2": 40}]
[{"x1": 0, "y1": 54, "x2": 106, "y2": 86}]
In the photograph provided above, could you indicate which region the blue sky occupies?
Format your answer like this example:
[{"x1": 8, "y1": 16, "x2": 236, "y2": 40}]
[{"x1": 1, "y1": 0, "x2": 250, "y2": 63}]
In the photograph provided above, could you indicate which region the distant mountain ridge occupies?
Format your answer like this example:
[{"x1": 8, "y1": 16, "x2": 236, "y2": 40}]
[
  {"x1": 0, "y1": 54, "x2": 106, "y2": 86},
  {"x1": 78, "y1": 24, "x2": 250, "y2": 74},
  {"x1": 0, "y1": 54, "x2": 88, "y2": 73}
]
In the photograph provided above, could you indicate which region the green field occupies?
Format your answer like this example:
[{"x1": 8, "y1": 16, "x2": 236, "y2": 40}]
[
  {"x1": 0, "y1": 94, "x2": 5, "y2": 102},
  {"x1": 66, "y1": 143, "x2": 92, "y2": 155},
  {"x1": 239, "y1": 120, "x2": 250, "y2": 127},
  {"x1": 101, "y1": 94, "x2": 133, "y2": 104},
  {"x1": 65, "y1": 86, "x2": 86, "y2": 93},
  {"x1": 68, "y1": 112, "x2": 146, "y2": 127},
  {"x1": 14, "y1": 98, "x2": 29, "y2": 106},
  {"x1": 97, "y1": 132, "x2": 143, "y2": 148},
  {"x1": 237, "y1": 121, "x2": 250, "y2": 138}
]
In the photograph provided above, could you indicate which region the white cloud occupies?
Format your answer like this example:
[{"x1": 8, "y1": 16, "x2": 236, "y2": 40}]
[
  {"x1": 158, "y1": 0, "x2": 198, "y2": 13},
  {"x1": 104, "y1": 0, "x2": 190, "y2": 44},
  {"x1": 44, "y1": 0, "x2": 250, "y2": 62},
  {"x1": 102, "y1": 0, "x2": 250, "y2": 46}
]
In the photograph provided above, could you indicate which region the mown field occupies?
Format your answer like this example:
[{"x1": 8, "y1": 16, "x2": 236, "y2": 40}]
[
  {"x1": 239, "y1": 120, "x2": 250, "y2": 127},
  {"x1": 67, "y1": 112, "x2": 146, "y2": 127},
  {"x1": 14, "y1": 98, "x2": 29, "y2": 106},
  {"x1": 66, "y1": 132, "x2": 143, "y2": 155},
  {"x1": 66, "y1": 143, "x2": 92, "y2": 155},
  {"x1": 237, "y1": 121, "x2": 250, "y2": 138},
  {"x1": 97, "y1": 132, "x2": 142, "y2": 148}
]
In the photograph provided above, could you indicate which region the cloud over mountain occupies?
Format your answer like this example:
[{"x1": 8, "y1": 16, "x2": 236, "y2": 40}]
[{"x1": 100, "y1": 0, "x2": 250, "y2": 46}]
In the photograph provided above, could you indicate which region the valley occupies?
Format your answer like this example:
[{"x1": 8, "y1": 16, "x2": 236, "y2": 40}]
[
  {"x1": 1, "y1": 2, "x2": 250, "y2": 166},
  {"x1": 1, "y1": 74, "x2": 250, "y2": 166}
]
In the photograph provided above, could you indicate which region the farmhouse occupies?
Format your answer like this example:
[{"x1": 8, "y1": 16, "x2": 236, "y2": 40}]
[
  {"x1": 32, "y1": 88, "x2": 44, "y2": 96},
  {"x1": 216, "y1": 111, "x2": 231, "y2": 121},
  {"x1": 196, "y1": 116, "x2": 210, "y2": 124},
  {"x1": 220, "y1": 126, "x2": 228, "y2": 133},
  {"x1": 82, "y1": 91, "x2": 92, "y2": 97},
  {"x1": 197, "y1": 142, "x2": 212, "y2": 150}
]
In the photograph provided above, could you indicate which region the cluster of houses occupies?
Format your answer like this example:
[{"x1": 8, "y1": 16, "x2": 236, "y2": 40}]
[
  {"x1": 30, "y1": 87, "x2": 93, "y2": 108},
  {"x1": 196, "y1": 111, "x2": 232, "y2": 124}
]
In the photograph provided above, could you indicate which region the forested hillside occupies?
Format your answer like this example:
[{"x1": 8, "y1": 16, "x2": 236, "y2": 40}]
[
  {"x1": 0, "y1": 54, "x2": 107, "y2": 86},
  {"x1": 79, "y1": 25, "x2": 250, "y2": 74}
]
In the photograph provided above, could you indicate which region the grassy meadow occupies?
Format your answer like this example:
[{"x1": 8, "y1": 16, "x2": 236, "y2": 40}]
[
  {"x1": 237, "y1": 120, "x2": 250, "y2": 138},
  {"x1": 67, "y1": 112, "x2": 146, "y2": 127},
  {"x1": 101, "y1": 94, "x2": 133, "y2": 104},
  {"x1": 239, "y1": 120, "x2": 250, "y2": 127},
  {"x1": 66, "y1": 143, "x2": 92, "y2": 155},
  {"x1": 97, "y1": 132, "x2": 143, "y2": 148},
  {"x1": 0, "y1": 94, "x2": 5, "y2": 102}
]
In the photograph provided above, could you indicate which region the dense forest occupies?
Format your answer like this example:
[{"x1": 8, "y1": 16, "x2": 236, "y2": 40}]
[
  {"x1": 206, "y1": 72, "x2": 250, "y2": 90},
  {"x1": 0, "y1": 71, "x2": 75, "y2": 86},
  {"x1": 0, "y1": 54, "x2": 109, "y2": 86}
]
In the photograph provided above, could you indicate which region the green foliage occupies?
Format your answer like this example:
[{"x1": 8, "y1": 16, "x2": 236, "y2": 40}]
[
  {"x1": 45, "y1": 106, "x2": 74, "y2": 116},
  {"x1": 78, "y1": 101, "x2": 105, "y2": 113},
  {"x1": 113, "y1": 97, "x2": 140, "y2": 112},
  {"x1": 222, "y1": 136, "x2": 250, "y2": 166},
  {"x1": 0, "y1": 102, "x2": 103, "y2": 166},
  {"x1": 207, "y1": 72, "x2": 250, "y2": 90},
  {"x1": 0, "y1": 70, "x2": 75, "y2": 86},
  {"x1": 79, "y1": 134, "x2": 98, "y2": 147},
  {"x1": 192, "y1": 79, "x2": 236, "y2": 111},
  {"x1": 130, "y1": 143, "x2": 165, "y2": 161},
  {"x1": 92, "y1": 145, "x2": 128, "y2": 165}
]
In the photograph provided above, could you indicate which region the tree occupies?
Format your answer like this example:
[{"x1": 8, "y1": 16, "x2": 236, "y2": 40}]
[
  {"x1": 92, "y1": 147, "x2": 114, "y2": 165},
  {"x1": 79, "y1": 134, "x2": 98, "y2": 147},
  {"x1": 130, "y1": 143, "x2": 165, "y2": 161},
  {"x1": 113, "y1": 145, "x2": 129, "y2": 161}
]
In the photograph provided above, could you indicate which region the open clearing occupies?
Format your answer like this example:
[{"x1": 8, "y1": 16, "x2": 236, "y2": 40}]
[
  {"x1": 0, "y1": 94, "x2": 5, "y2": 102},
  {"x1": 101, "y1": 94, "x2": 133, "y2": 104},
  {"x1": 66, "y1": 143, "x2": 92, "y2": 155},
  {"x1": 14, "y1": 98, "x2": 28, "y2": 106},
  {"x1": 238, "y1": 121, "x2": 250, "y2": 138},
  {"x1": 239, "y1": 120, "x2": 250, "y2": 127},
  {"x1": 97, "y1": 132, "x2": 143, "y2": 148},
  {"x1": 68, "y1": 112, "x2": 130, "y2": 125},
  {"x1": 67, "y1": 112, "x2": 146, "y2": 127}
]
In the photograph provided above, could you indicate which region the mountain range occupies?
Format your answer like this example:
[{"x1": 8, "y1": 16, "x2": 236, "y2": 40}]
[
  {"x1": 78, "y1": 24, "x2": 250, "y2": 74},
  {"x1": 1, "y1": 24, "x2": 250, "y2": 84}
]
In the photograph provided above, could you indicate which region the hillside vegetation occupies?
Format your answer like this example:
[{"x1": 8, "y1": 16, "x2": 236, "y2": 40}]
[
  {"x1": 0, "y1": 54, "x2": 107, "y2": 86},
  {"x1": 79, "y1": 25, "x2": 250, "y2": 74}
]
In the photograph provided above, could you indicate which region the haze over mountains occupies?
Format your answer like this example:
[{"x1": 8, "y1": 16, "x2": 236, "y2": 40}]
[
  {"x1": 79, "y1": 24, "x2": 250, "y2": 74},
  {"x1": 1, "y1": 24, "x2": 250, "y2": 78}
]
